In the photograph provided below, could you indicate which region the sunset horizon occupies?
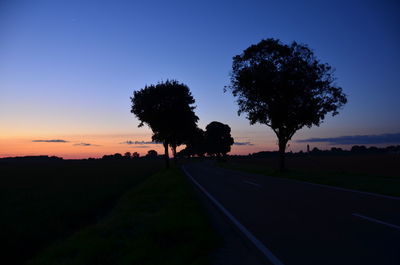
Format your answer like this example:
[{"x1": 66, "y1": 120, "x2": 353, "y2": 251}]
[
  {"x1": 1, "y1": 0, "x2": 399, "y2": 157},
  {"x1": 1, "y1": 1, "x2": 399, "y2": 264}
]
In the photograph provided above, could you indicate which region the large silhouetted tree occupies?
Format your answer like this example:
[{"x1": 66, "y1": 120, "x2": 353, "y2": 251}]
[
  {"x1": 183, "y1": 127, "x2": 206, "y2": 157},
  {"x1": 226, "y1": 38, "x2": 347, "y2": 171},
  {"x1": 205, "y1": 121, "x2": 234, "y2": 157},
  {"x1": 131, "y1": 80, "x2": 198, "y2": 168}
]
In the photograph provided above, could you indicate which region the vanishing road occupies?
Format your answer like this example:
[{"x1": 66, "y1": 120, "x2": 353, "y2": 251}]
[{"x1": 183, "y1": 161, "x2": 400, "y2": 265}]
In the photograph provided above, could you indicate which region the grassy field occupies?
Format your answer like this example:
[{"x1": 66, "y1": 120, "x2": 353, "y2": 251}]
[
  {"x1": 221, "y1": 154, "x2": 400, "y2": 197},
  {"x1": 0, "y1": 159, "x2": 163, "y2": 265},
  {"x1": 27, "y1": 168, "x2": 217, "y2": 265}
]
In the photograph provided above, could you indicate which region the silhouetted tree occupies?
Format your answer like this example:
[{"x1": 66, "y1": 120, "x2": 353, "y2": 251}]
[
  {"x1": 205, "y1": 121, "x2": 234, "y2": 157},
  {"x1": 131, "y1": 80, "x2": 198, "y2": 168},
  {"x1": 386, "y1": 145, "x2": 400, "y2": 153},
  {"x1": 146, "y1": 149, "x2": 158, "y2": 158},
  {"x1": 330, "y1": 147, "x2": 343, "y2": 153},
  {"x1": 226, "y1": 38, "x2": 347, "y2": 171},
  {"x1": 124, "y1": 152, "x2": 131, "y2": 159},
  {"x1": 311, "y1": 147, "x2": 321, "y2": 153},
  {"x1": 183, "y1": 127, "x2": 206, "y2": 157},
  {"x1": 132, "y1": 152, "x2": 140, "y2": 158},
  {"x1": 351, "y1": 145, "x2": 368, "y2": 153},
  {"x1": 102, "y1": 153, "x2": 123, "y2": 160}
]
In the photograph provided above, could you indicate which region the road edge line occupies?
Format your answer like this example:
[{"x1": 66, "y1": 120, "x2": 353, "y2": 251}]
[
  {"x1": 243, "y1": 180, "x2": 262, "y2": 188},
  {"x1": 220, "y1": 165, "x2": 400, "y2": 200},
  {"x1": 182, "y1": 166, "x2": 285, "y2": 265},
  {"x1": 352, "y1": 213, "x2": 400, "y2": 230},
  {"x1": 282, "y1": 178, "x2": 400, "y2": 200}
]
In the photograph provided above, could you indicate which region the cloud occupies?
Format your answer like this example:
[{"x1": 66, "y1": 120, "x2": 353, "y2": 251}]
[
  {"x1": 233, "y1": 141, "x2": 254, "y2": 146},
  {"x1": 121, "y1": 140, "x2": 159, "y2": 145},
  {"x1": 296, "y1": 133, "x2": 400, "y2": 145},
  {"x1": 32, "y1": 139, "x2": 68, "y2": 143},
  {"x1": 124, "y1": 140, "x2": 255, "y2": 146},
  {"x1": 74, "y1": 143, "x2": 99, "y2": 147}
]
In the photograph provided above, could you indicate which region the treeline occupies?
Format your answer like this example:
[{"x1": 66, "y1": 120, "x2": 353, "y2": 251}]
[
  {"x1": 246, "y1": 145, "x2": 400, "y2": 158},
  {"x1": 0, "y1": 156, "x2": 63, "y2": 162},
  {"x1": 101, "y1": 150, "x2": 163, "y2": 160},
  {"x1": 2, "y1": 145, "x2": 398, "y2": 162}
]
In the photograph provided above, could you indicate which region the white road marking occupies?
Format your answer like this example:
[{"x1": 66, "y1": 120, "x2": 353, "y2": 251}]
[
  {"x1": 352, "y1": 213, "x2": 400, "y2": 230},
  {"x1": 182, "y1": 166, "x2": 285, "y2": 265},
  {"x1": 243, "y1": 180, "x2": 262, "y2": 188}
]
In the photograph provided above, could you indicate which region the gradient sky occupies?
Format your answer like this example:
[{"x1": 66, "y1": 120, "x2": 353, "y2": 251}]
[{"x1": 1, "y1": 0, "x2": 399, "y2": 158}]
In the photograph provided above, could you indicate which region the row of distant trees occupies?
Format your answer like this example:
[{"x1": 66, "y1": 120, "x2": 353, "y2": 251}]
[
  {"x1": 247, "y1": 145, "x2": 400, "y2": 158},
  {"x1": 2, "y1": 144, "x2": 398, "y2": 163},
  {"x1": 130, "y1": 38, "x2": 347, "y2": 170},
  {"x1": 322, "y1": 145, "x2": 400, "y2": 154},
  {"x1": 100, "y1": 144, "x2": 400, "y2": 161},
  {"x1": 102, "y1": 152, "x2": 140, "y2": 160}
]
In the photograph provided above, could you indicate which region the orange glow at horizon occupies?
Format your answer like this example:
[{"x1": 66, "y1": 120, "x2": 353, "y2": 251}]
[
  {"x1": 0, "y1": 134, "x2": 277, "y2": 159},
  {"x1": 0, "y1": 135, "x2": 160, "y2": 159}
]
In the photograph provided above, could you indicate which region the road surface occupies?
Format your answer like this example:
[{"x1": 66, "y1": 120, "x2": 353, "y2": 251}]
[{"x1": 183, "y1": 161, "x2": 400, "y2": 265}]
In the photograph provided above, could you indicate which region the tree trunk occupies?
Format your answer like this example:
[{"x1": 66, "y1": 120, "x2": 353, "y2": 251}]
[
  {"x1": 278, "y1": 138, "x2": 287, "y2": 172},
  {"x1": 163, "y1": 141, "x2": 170, "y2": 169},
  {"x1": 172, "y1": 144, "x2": 177, "y2": 165}
]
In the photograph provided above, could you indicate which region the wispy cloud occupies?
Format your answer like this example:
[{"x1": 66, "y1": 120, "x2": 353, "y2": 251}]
[
  {"x1": 121, "y1": 140, "x2": 159, "y2": 145},
  {"x1": 73, "y1": 143, "x2": 99, "y2": 147},
  {"x1": 133, "y1": 145, "x2": 151, "y2": 148},
  {"x1": 297, "y1": 133, "x2": 400, "y2": 145},
  {"x1": 233, "y1": 141, "x2": 254, "y2": 146},
  {"x1": 32, "y1": 139, "x2": 68, "y2": 143}
]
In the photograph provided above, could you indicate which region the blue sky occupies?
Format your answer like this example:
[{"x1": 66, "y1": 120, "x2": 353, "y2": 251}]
[{"x1": 1, "y1": 0, "x2": 399, "y2": 157}]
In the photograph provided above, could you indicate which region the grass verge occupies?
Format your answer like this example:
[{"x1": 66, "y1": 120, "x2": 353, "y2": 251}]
[
  {"x1": 219, "y1": 161, "x2": 400, "y2": 197},
  {"x1": 28, "y1": 168, "x2": 218, "y2": 265}
]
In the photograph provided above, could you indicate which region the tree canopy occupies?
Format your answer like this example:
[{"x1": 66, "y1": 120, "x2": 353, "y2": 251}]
[
  {"x1": 226, "y1": 38, "x2": 347, "y2": 171},
  {"x1": 204, "y1": 121, "x2": 234, "y2": 157},
  {"x1": 182, "y1": 127, "x2": 206, "y2": 157},
  {"x1": 146, "y1": 149, "x2": 158, "y2": 158},
  {"x1": 130, "y1": 80, "x2": 198, "y2": 167}
]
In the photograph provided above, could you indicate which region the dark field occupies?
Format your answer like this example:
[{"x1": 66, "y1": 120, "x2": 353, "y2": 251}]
[
  {"x1": 0, "y1": 159, "x2": 163, "y2": 265},
  {"x1": 28, "y1": 168, "x2": 217, "y2": 265},
  {"x1": 223, "y1": 153, "x2": 400, "y2": 196}
]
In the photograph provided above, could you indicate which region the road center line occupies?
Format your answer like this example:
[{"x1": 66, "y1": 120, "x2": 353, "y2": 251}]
[
  {"x1": 243, "y1": 180, "x2": 262, "y2": 188},
  {"x1": 182, "y1": 166, "x2": 284, "y2": 265},
  {"x1": 352, "y1": 213, "x2": 400, "y2": 230}
]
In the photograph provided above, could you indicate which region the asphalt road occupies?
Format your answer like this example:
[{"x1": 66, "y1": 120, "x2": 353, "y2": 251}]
[{"x1": 183, "y1": 161, "x2": 400, "y2": 265}]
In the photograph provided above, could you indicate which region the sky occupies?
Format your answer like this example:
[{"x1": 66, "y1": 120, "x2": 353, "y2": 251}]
[{"x1": 1, "y1": 0, "x2": 399, "y2": 158}]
